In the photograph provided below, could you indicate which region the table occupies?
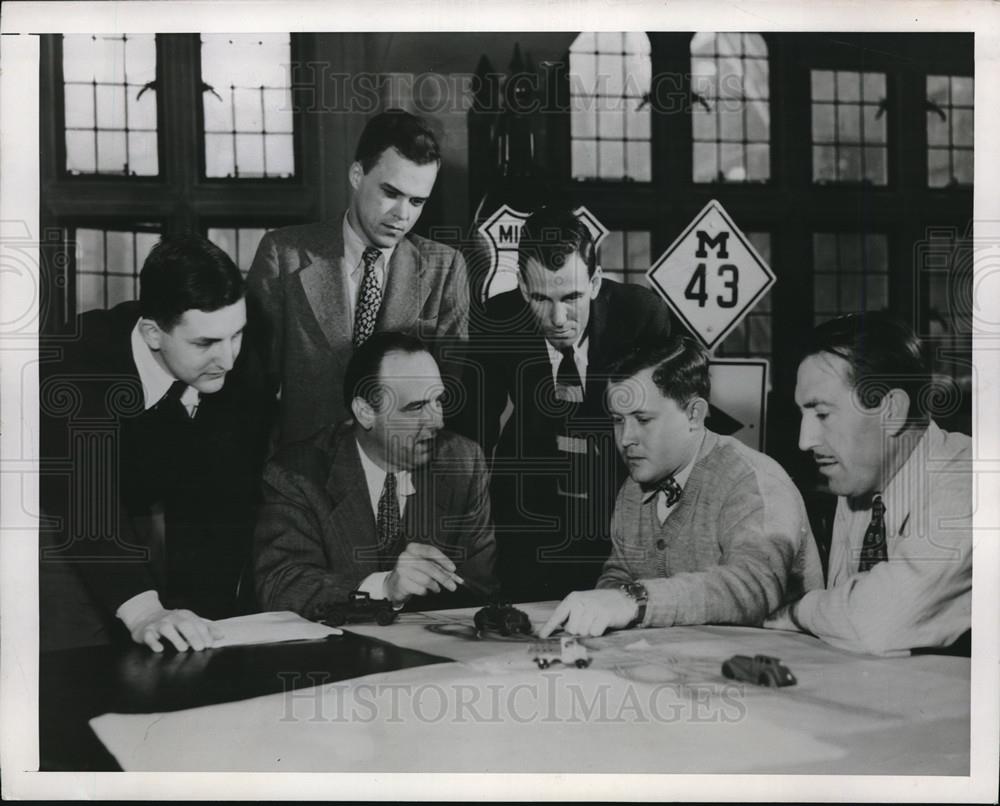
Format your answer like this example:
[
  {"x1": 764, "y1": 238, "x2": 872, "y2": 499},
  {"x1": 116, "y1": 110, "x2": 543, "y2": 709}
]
[{"x1": 41, "y1": 604, "x2": 970, "y2": 774}]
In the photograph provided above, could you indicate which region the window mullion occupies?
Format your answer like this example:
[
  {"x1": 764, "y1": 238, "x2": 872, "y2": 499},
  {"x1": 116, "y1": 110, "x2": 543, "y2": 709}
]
[{"x1": 156, "y1": 33, "x2": 201, "y2": 232}]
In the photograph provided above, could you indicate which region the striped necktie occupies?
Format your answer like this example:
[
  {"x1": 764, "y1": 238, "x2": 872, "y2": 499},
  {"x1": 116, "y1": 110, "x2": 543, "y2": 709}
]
[
  {"x1": 353, "y1": 247, "x2": 383, "y2": 347},
  {"x1": 858, "y1": 495, "x2": 887, "y2": 572},
  {"x1": 377, "y1": 472, "x2": 402, "y2": 564}
]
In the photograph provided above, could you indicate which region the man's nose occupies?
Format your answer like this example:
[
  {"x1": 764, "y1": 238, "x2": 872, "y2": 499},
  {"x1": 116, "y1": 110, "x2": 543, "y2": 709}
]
[
  {"x1": 550, "y1": 303, "x2": 568, "y2": 327},
  {"x1": 798, "y1": 416, "x2": 819, "y2": 452},
  {"x1": 619, "y1": 419, "x2": 637, "y2": 446},
  {"x1": 390, "y1": 197, "x2": 408, "y2": 220},
  {"x1": 215, "y1": 340, "x2": 236, "y2": 371}
]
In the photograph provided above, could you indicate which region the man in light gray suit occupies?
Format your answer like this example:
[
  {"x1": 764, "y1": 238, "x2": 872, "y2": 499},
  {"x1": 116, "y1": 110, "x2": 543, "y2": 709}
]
[{"x1": 248, "y1": 110, "x2": 469, "y2": 446}]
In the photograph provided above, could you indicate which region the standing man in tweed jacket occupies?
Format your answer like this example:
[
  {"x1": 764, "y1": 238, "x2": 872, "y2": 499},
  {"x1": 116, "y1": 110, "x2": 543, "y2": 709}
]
[
  {"x1": 248, "y1": 110, "x2": 469, "y2": 446},
  {"x1": 541, "y1": 337, "x2": 823, "y2": 637}
]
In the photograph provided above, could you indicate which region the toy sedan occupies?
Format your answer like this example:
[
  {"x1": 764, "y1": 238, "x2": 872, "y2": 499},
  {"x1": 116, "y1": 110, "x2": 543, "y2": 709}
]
[
  {"x1": 721, "y1": 654, "x2": 796, "y2": 687},
  {"x1": 473, "y1": 602, "x2": 533, "y2": 636},
  {"x1": 321, "y1": 590, "x2": 397, "y2": 627},
  {"x1": 533, "y1": 636, "x2": 592, "y2": 669}
]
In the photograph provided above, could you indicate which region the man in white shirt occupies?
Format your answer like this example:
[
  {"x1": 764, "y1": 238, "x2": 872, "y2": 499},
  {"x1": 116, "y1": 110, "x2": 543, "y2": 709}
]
[
  {"x1": 254, "y1": 332, "x2": 497, "y2": 618},
  {"x1": 248, "y1": 110, "x2": 469, "y2": 446},
  {"x1": 40, "y1": 234, "x2": 273, "y2": 652},
  {"x1": 765, "y1": 312, "x2": 972, "y2": 655}
]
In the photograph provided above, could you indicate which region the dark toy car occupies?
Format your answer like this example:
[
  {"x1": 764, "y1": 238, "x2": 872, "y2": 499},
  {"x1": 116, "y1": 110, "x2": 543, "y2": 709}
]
[
  {"x1": 473, "y1": 602, "x2": 533, "y2": 636},
  {"x1": 322, "y1": 590, "x2": 397, "y2": 627},
  {"x1": 721, "y1": 654, "x2": 796, "y2": 687}
]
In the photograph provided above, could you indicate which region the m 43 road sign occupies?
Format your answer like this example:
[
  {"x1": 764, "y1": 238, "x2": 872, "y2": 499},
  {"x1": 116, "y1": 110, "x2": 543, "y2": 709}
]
[{"x1": 648, "y1": 200, "x2": 775, "y2": 351}]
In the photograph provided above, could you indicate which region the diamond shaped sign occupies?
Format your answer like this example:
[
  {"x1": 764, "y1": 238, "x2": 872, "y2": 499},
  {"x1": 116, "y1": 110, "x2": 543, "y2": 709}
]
[
  {"x1": 478, "y1": 204, "x2": 608, "y2": 300},
  {"x1": 647, "y1": 200, "x2": 775, "y2": 351}
]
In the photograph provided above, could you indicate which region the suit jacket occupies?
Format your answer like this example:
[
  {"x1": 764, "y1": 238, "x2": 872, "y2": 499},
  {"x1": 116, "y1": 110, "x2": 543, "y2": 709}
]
[
  {"x1": 247, "y1": 220, "x2": 470, "y2": 446},
  {"x1": 253, "y1": 422, "x2": 498, "y2": 620},
  {"x1": 39, "y1": 301, "x2": 274, "y2": 650},
  {"x1": 455, "y1": 279, "x2": 674, "y2": 599}
]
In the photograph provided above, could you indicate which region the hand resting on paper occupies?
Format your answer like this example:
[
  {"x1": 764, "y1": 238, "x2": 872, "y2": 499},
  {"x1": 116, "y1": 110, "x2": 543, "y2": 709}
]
[{"x1": 130, "y1": 607, "x2": 223, "y2": 653}]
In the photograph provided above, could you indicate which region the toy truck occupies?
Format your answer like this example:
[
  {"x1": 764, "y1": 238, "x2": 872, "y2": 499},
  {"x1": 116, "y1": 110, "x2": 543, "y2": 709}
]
[{"x1": 532, "y1": 636, "x2": 592, "y2": 669}]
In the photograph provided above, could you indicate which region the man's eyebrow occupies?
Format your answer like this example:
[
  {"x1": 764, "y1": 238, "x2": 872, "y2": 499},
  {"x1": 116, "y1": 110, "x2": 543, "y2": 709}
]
[
  {"x1": 380, "y1": 182, "x2": 426, "y2": 200},
  {"x1": 799, "y1": 398, "x2": 830, "y2": 409}
]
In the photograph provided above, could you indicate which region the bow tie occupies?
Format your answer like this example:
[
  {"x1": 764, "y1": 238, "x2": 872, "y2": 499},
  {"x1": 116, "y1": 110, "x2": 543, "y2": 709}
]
[{"x1": 646, "y1": 475, "x2": 682, "y2": 507}]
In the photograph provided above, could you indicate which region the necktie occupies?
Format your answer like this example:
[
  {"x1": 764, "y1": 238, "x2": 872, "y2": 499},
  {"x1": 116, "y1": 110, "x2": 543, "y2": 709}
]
[
  {"x1": 353, "y1": 247, "x2": 383, "y2": 347},
  {"x1": 657, "y1": 475, "x2": 683, "y2": 507},
  {"x1": 376, "y1": 472, "x2": 401, "y2": 562},
  {"x1": 555, "y1": 347, "x2": 584, "y2": 403},
  {"x1": 858, "y1": 495, "x2": 887, "y2": 572}
]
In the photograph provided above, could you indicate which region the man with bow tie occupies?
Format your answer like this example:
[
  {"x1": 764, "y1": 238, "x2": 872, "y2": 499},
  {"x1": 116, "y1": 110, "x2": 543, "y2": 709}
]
[
  {"x1": 39, "y1": 235, "x2": 273, "y2": 652},
  {"x1": 540, "y1": 336, "x2": 822, "y2": 638},
  {"x1": 248, "y1": 110, "x2": 469, "y2": 448}
]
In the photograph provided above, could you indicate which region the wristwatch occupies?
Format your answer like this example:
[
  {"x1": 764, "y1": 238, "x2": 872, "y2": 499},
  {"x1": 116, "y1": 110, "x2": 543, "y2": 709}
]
[{"x1": 619, "y1": 581, "x2": 648, "y2": 628}]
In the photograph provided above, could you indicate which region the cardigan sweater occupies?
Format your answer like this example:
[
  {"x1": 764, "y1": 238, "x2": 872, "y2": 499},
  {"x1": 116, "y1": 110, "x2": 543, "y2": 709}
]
[{"x1": 597, "y1": 430, "x2": 824, "y2": 627}]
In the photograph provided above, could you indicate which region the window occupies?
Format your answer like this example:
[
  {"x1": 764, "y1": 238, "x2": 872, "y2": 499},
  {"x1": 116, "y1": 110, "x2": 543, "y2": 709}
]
[
  {"x1": 207, "y1": 226, "x2": 274, "y2": 276},
  {"x1": 927, "y1": 75, "x2": 973, "y2": 188},
  {"x1": 61, "y1": 34, "x2": 158, "y2": 176},
  {"x1": 569, "y1": 32, "x2": 652, "y2": 181},
  {"x1": 690, "y1": 32, "x2": 770, "y2": 183},
  {"x1": 812, "y1": 233, "x2": 889, "y2": 324},
  {"x1": 71, "y1": 225, "x2": 161, "y2": 313},
  {"x1": 599, "y1": 230, "x2": 651, "y2": 286},
  {"x1": 200, "y1": 34, "x2": 295, "y2": 178},
  {"x1": 716, "y1": 232, "x2": 772, "y2": 359},
  {"x1": 811, "y1": 70, "x2": 887, "y2": 185}
]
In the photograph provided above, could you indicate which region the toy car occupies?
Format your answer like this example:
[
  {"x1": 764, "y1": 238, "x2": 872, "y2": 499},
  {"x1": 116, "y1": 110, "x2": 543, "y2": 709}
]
[
  {"x1": 474, "y1": 602, "x2": 533, "y2": 636},
  {"x1": 721, "y1": 654, "x2": 796, "y2": 687},
  {"x1": 322, "y1": 590, "x2": 397, "y2": 627},
  {"x1": 532, "y1": 636, "x2": 592, "y2": 669}
]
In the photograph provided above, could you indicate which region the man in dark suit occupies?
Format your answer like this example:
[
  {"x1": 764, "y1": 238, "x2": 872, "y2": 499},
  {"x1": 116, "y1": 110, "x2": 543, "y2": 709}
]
[
  {"x1": 248, "y1": 110, "x2": 469, "y2": 447},
  {"x1": 39, "y1": 234, "x2": 273, "y2": 652},
  {"x1": 254, "y1": 332, "x2": 497, "y2": 620},
  {"x1": 457, "y1": 207, "x2": 674, "y2": 601}
]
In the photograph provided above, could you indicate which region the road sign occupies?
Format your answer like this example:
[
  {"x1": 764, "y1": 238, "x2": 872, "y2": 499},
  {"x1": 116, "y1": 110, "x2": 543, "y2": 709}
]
[
  {"x1": 708, "y1": 359, "x2": 769, "y2": 452},
  {"x1": 647, "y1": 200, "x2": 775, "y2": 351},
  {"x1": 478, "y1": 204, "x2": 608, "y2": 300}
]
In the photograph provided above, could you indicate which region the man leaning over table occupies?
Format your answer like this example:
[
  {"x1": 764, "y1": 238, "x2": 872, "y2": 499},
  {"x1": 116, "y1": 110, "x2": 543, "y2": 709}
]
[
  {"x1": 254, "y1": 332, "x2": 498, "y2": 619},
  {"x1": 540, "y1": 336, "x2": 823, "y2": 638},
  {"x1": 763, "y1": 313, "x2": 972, "y2": 656}
]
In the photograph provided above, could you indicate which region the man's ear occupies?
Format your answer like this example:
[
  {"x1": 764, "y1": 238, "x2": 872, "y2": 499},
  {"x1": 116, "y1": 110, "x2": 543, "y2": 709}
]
[
  {"x1": 351, "y1": 395, "x2": 376, "y2": 430},
  {"x1": 882, "y1": 388, "x2": 911, "y2": 437},
  {"x1": 589, "y1": 266, "x2": 603, "y2": 299},
  {"x1": 138, "y1": 318, "x2": 163, "y2": 351},
  {"x1": 348, "y1": 161, "x2": 364, "y2": 191},
  {"x1": 686, "y1": 397, "x2": 709, "y2": 429}
]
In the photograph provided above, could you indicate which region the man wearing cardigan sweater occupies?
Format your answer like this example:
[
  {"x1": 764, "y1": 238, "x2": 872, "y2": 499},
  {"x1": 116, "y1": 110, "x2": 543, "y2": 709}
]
[{"x1": 541, "y1": 337, "x2": 823, "y2": 637}]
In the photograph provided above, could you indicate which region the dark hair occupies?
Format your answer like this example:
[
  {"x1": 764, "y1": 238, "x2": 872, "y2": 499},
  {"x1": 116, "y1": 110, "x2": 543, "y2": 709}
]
[
  {"x1": 139, "y1": 233, "x2": 244, "y2": 331},
  {"x1": 517, "y1": 206, "x2": 598, "y2": 278},
  {"x1": 354, "y1": 109, "x2": 441, "y2": 173},
  {"x1": 804, "y1": 312, "x2": 931, "y2": 421},
  {"x1": 343, "y1": 331, "x2": 434, "y2": 412},
  {"x1": 607, "y1": 335, "x2": 710, "y2": 407}
]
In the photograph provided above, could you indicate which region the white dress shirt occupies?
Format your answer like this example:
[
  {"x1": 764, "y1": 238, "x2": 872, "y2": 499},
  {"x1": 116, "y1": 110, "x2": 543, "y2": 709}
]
[
  {"x1": 342, "y1": 214, "x2": 396, "y2": 327},
  {"x1": 355, "y1": 440, "x2": 415, "y2": 601},
  {"x1": 116, "y1": 324, "x2": 202, "y2": 632}
]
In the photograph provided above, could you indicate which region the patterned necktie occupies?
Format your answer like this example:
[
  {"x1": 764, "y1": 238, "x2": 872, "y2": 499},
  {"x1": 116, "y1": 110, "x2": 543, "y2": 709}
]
[
  {"x1": 376, "y1": 472, "x2": 401, "y2": 562},
  {"x1": 657, "y1": 475, "x2": 683, "y2": 507},
  {"x1": 858, "y1": 495, "x2": 888, "y2": 572},
  {"x1": 353, "y1": 247, "x2": 383, "y2": 347}
]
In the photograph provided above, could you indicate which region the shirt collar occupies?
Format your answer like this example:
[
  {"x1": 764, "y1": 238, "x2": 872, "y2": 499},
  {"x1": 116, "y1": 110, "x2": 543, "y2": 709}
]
[
  {"x1": 130, "y1": 322, "x2": 200, "y2": 412},
  {"x1": 355, "y1": 437, "x2": 415, "y2": 511},
  {"x1": 343, "y1": 213, "x2": 396, "y2": 282},
  {"x1": 642, "y1": 432, "x2": 703, "y2": 504},
  {"x1": 544, "y1": 335, "x2": 590, "y2": 365}
]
